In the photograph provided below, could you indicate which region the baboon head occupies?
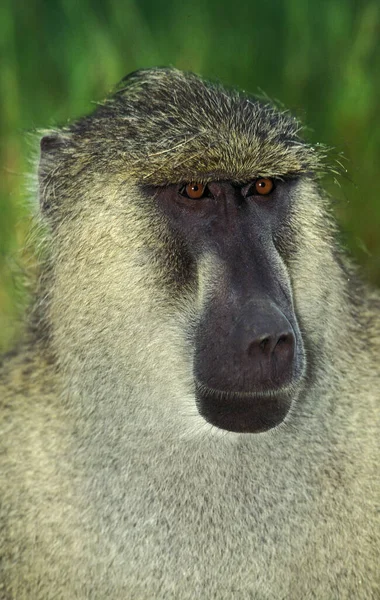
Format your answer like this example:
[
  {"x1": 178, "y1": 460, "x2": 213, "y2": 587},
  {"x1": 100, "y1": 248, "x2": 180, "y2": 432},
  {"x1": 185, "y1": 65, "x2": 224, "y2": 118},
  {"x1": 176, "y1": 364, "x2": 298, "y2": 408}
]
[{"x1": 38, "y1": 68, "x2": 340, "y2": 435}]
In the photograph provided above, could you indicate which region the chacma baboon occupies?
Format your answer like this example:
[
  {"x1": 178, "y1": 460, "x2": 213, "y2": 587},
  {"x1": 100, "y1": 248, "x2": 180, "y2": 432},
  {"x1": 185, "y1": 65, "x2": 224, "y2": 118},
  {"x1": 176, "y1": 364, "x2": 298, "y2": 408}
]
[{"x1": 1, "y1": 68, "x2": 379, "y2": 599}]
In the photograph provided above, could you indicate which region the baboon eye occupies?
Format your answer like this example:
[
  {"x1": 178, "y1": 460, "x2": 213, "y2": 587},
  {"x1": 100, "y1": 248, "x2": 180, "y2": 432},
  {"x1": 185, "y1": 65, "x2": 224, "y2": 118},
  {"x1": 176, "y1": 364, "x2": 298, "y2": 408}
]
[
  {"x1": 181, "y1": 183, "x2": 208, "y2": 199},
  {"x1": 254, "y1": 178, "x2": 274, "y2": 195},
  {"x1": 242, "y1": 178, "x2": 275, "y2": 199}
]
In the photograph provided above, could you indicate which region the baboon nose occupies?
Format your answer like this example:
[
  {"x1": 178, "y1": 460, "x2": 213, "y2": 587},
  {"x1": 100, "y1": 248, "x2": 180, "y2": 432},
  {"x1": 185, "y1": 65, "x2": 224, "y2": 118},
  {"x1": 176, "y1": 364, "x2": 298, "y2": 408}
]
[
  {"x1": 233, "y1": 305, "x2": 296, "y2": 388},
  {"x1": 195, "y1": 301, "x2": 301, "y2": 395}
]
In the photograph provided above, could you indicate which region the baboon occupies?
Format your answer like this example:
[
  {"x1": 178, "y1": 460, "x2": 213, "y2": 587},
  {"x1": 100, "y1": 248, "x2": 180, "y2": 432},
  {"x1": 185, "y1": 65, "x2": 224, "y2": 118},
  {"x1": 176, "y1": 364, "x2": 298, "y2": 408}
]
[{"x1": 1, "y1": 68, "x2": 379, "y2": 599}]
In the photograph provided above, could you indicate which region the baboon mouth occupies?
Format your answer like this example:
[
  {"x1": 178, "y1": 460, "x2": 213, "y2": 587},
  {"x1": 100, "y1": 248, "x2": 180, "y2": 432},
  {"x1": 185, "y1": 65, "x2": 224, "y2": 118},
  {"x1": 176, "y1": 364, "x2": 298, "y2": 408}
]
[{"x1": 194, "y1": 381, "x2": 294, "y2": 433}]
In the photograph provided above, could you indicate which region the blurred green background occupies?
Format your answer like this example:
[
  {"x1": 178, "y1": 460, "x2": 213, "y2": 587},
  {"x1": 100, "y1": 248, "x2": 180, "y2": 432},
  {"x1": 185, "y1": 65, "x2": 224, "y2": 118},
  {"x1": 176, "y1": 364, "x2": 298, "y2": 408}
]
[{"x1": 1, "y1": 0, "x2": 380, "y2": 350}]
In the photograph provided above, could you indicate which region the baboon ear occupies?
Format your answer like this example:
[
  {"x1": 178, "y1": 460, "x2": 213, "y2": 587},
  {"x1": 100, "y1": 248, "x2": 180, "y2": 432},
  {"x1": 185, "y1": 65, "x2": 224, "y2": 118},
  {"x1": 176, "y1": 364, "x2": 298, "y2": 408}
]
[
  {"x1": 40, "y1": 134, "x2": 65, "y2": 153},
  {"x1": 38, "y1": 133, "x2": 67, "y2": 214}
]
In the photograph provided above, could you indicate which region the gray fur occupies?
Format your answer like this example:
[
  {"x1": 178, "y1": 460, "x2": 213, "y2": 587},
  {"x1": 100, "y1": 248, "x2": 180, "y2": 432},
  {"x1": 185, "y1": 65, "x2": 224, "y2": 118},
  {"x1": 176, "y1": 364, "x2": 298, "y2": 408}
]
[{"x1": 1, "y1": 68, "x2": 379, "y2": 599}]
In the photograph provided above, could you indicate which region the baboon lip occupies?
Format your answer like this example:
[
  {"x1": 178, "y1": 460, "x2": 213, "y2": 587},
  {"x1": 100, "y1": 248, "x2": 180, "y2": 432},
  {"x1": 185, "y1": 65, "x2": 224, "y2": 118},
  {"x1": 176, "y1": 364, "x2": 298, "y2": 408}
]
[
  {"x1": 195, "y1": 379, "x2": 295, "y2": 400},
  {"x1": 194, "y1": 380, "x2": 294, "y2": 434}
]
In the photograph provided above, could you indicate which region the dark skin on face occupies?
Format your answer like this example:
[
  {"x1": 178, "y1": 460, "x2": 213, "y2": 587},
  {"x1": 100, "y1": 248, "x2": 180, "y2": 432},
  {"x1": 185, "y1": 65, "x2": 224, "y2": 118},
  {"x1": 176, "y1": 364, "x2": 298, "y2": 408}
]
[{"x1": 153, "y1": 178, "x2": 306, "y2": 433}]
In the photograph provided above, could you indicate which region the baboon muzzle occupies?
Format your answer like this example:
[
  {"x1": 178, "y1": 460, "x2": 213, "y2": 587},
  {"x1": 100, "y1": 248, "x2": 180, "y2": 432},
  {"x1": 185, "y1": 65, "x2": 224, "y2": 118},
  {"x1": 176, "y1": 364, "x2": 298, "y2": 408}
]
[
  {"x1": 194, "y1": 267, "x2": 305, "y2": 433},
  {"x1": 196, "y1": 299, "x2": 297, "y2": 392}
]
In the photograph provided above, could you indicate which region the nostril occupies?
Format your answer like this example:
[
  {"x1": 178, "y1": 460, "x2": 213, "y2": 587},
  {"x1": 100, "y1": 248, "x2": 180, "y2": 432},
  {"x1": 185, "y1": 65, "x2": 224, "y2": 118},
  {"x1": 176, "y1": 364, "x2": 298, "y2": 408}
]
[
  {"x1": 273, "y1": 332, "x2": 295, "y2": 369},
  {"x1": 276, "y1": 334, "x2": 291, "y2": 347},
  {"x1": 259, "y1": 337, "x2": 270, "y2": 351},
  {"x1": 250, "y1": 333, "x2": 293, "y2": 356},
  {"x1": 249, "y1": 331, "x2": 295, "y2": 358}
]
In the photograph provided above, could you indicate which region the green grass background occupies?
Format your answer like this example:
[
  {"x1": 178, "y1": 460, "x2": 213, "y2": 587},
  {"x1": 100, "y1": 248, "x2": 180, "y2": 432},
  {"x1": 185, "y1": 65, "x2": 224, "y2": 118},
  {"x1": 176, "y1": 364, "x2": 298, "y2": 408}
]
[{"x1": 1, "y1": 0, "x2": 380, "y2": 350}]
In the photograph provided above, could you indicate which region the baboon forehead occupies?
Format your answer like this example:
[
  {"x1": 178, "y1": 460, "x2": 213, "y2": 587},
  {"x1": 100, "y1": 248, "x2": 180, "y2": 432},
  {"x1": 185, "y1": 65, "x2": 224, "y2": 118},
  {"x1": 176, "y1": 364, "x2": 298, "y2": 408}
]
[{"x1": 68, "y1": 68, "x2": 323, "y2": 185}]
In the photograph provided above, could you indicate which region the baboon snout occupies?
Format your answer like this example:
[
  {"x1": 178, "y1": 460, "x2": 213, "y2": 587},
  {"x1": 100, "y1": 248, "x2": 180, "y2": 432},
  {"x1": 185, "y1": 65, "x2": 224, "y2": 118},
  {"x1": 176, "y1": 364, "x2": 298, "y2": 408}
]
[
  {"x1": 194, "y1": 301, "x2": 303, "y2": 433},
  {"x1": 195, "y1": 301, "x2": 300, "y2": 394}
]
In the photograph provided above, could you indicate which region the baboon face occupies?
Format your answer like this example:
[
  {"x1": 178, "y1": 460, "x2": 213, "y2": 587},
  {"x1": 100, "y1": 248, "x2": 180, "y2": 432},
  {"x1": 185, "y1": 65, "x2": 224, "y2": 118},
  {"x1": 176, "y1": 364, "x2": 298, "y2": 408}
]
[
  {"x1": 40, "y1": 68, "x2": 329, "y2": 435},
  {"x1": 149, "y1": 178, "x2": 305, "y2": 433}
]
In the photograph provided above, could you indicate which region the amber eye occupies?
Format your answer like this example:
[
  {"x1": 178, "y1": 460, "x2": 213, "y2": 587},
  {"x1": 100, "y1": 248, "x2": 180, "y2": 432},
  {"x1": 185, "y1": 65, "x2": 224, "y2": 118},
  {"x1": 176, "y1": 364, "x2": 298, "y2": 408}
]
[
  {"x1": 255, "y1": 178, "x2": 274, "y2": 195},
  {"x1": 184, "y1": 183, "x2": 206, "y2": 199}
]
